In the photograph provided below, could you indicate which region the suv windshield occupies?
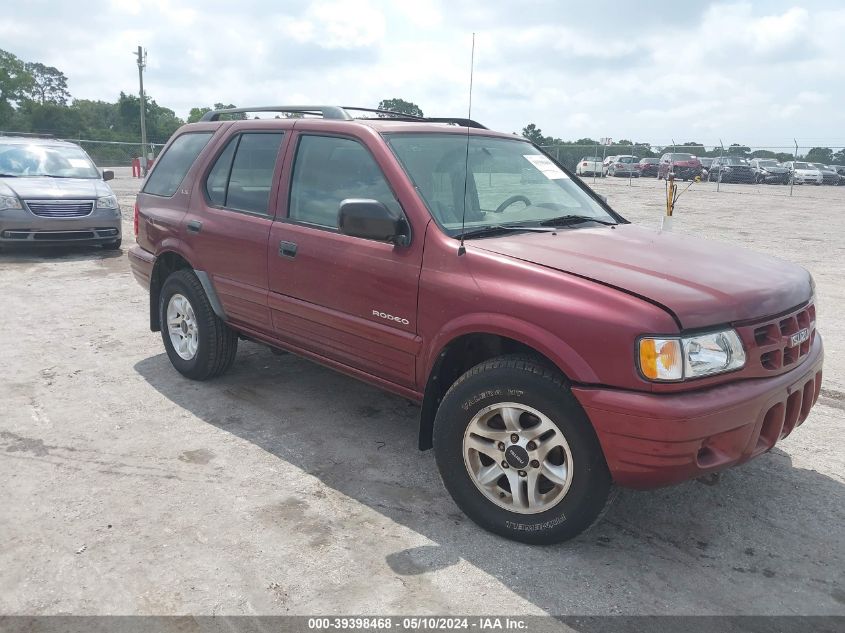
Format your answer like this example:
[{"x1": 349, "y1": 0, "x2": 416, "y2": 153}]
[
  {"x1": 616, "y1": 156, "x2": 637, "y2": 163},
  {"x1": 387, "y1": 134, "x2": 617, "y2": 236},
  {"x1": 670, "y1": 154, "x2": 696, "y2": 161},
  {"x1": 724, "y1": 157, "x2": 748, "y2": 165},
  {"x1": 0, "y1": 143, "x2": 99, "y2": 178}
]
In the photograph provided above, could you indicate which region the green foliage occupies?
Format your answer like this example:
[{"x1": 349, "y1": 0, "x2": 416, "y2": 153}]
[
  {"x1": 23, "y1": 62, "x2": 70, "y2": 105},
  {"x1": 377, "y1": 98, "x2": 424, "y2": 117},
  {"x1": 0, "y1": 49, "x2": 34, "y2": 122},
  {"x1": 805, "y1": 147, "x2": 833, "y2": 164}
]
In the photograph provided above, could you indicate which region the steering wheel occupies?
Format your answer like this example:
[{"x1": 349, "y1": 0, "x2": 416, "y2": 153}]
[{"x1": 494, "y1": 194, "x2": 532, "y2": 214}]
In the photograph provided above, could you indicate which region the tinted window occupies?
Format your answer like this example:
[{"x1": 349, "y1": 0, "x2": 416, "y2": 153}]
[
  {"x1": 203, "y1": 132, "x2": 283, "y2": 215},
  {"x1": 144, "y1": 132, "x2": 213, "y2": 197},
  {"x1": 205, "y1": 138, "x2": 237, "y2": 206},
  {"x1": 289, "y1": 135, "x2": 400, "y2": 228}
]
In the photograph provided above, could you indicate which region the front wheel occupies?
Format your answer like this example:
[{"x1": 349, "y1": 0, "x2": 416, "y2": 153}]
[
  {"x1": 159, "y1": 269, "x2": 238, "y2": 380},
  {"x1": 433, "y1": 355, "x2": 613, "y2": 544}
]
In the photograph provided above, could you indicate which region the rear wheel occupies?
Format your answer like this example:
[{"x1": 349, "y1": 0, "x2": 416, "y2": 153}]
[
  {"x1": 433, "y1": 355, "x2": 613, "y2": 544},
  {"x1": 159, "y1": 269, "x2": 238, "y2": 380}
]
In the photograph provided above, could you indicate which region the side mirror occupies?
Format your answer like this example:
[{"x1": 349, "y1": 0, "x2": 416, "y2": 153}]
[
  {"x1": 103, "y1": 170, "x2": 114, "y2": 181},
  {"x1": 598, "y1": 194, "x2": 608, "y2": 204},
  {"x1": 338, "y1": 199, "x2": 409, "y2": 246}
]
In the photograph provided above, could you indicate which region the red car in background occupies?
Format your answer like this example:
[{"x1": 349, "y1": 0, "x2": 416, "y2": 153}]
[
  {"x1": 658, "y1": 152, "x2": 703, "y2": 180},
  {"x1": 637, "y1": 157, "x2": 659, "y2": 177}
]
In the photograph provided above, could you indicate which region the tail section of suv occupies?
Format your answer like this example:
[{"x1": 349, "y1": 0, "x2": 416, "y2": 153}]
[
  {"x1": 0, "y1": 136, "x2": 121, "y2": 249},
  {"x1": 129, "y1": 106, "x2": 823, "y2": 545}
]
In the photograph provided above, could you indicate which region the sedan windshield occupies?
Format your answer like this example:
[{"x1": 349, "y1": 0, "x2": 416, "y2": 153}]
[
  {"x1": 0, "y1": 143, "x2": 99, "y2": 178},
  {"x1": 387, "y1": 134, "x2": 617, "y2": 236}
]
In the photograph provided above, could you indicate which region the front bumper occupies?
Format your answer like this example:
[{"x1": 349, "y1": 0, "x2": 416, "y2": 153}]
[
  {"x1": 0, "y1": 206, "x2": 121, "y2": 244},
  {"x1": 572, "y1": 335, "x2": 823, "y2": 489}
]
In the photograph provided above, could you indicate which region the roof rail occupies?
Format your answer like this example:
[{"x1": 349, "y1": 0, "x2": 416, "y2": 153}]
[
  {"x1": 197, "y1": 105, "x2": 487, "y2": 128},
  {"x1": 199, "y1": 105, "x2": 353, "y2": 122}
]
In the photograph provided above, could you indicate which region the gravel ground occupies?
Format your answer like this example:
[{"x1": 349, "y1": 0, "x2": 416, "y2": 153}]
[{"x1": 0, "y1": 168, "x2": 843, "y2": 616}]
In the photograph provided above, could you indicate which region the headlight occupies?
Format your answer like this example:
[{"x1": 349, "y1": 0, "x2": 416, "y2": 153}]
[
  {"x1": 0, "y1": 194, "x2": 22, "y2": 211},
  {"x1": 96, "y1": 195, "x2": 119, "y2": 210},
  {"x1": 639, "y1": 329, "x2": 746, "y2": 381}
]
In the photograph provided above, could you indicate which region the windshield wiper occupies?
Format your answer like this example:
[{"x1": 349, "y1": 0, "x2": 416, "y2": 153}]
[
  {"x1": 538, "y1": 215, "x2": 617, "y2": 227},
  {"x1": 457, "y1": 224, "x2": 558, "y2": 240}
]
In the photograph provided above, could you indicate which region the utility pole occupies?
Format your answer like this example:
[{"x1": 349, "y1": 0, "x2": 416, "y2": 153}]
[{"x1": 135, "y1": 46, "x2": 148, "y2": 175}]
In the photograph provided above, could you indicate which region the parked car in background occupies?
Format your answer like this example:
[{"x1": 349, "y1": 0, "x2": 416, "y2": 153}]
[
  {"x1": 707, "y1": 156, "x2": 755, "y2": 183},
  {"x1": 0, "y1": 136, "x2": 121, "y2": 249},
  {"x1": 830, "y1": 165, "x2": 845, "y2": 184},
  {"x1": 605, "y1": 155, "x2": 640, "y2": 177},
  {"x1": 784, "y1": 161, "x2": 823, "y2": 185},
  {"x1": 128, "y1": 104, "x2": 823, "y2": 545},
  {"x1": 575, "y1": 156, "x2": 603, "y2": 177},
  {"x1": 698, "y1": 157, "x2": 714, "y2": 178},
  {"x1": 810, "y1": 163, "x2": 840, "y2": 185},
  {"x1": 750, "y1": 158, "x2": 789, "y2": 184},
  {"x1": 658, "y1": 153, "x2": 702, "y2": 180},
  {"x1": 637, "y1": 157, "x2": 659, "y2": 177}
]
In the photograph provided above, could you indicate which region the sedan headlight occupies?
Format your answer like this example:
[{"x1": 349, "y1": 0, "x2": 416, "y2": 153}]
[
  {"x1": 639, "y1": 329, "x2": 746, "y2": 381},
  {"x1": 0, "y1": 194, "x2": 22, "y2": 211},
  {"x1": 96, "y1": 195, "x2": 119, "y2": 210}
]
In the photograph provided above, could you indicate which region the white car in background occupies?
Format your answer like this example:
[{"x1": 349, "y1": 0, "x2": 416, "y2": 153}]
[
  {"x1": 575, "y1": 156, "x2": 603, "y2": 177},
  {"x1": 783, "y1": 161, "x2": 823, "y2": 185}
]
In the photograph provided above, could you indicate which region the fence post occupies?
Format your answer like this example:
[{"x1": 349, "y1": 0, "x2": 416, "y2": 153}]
[
  {"x1": 790, "y1": 139, "x2": 797, "y2": 197},
  {"x1": 717, "y1": 139, "x2": 724, "y2": 193}
]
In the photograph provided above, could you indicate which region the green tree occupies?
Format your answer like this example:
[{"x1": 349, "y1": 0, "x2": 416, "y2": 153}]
[
  {"x1": 187, "y1": 107, "x2": 211, "y2": 123},
  {"x1": 0, "y1": 49, "x2": 34, "y2": 121},
  {"x1": 23, "y1": 62, "x2": 70, "y2": 105},
  {"x1": 521, "y1": 123, "x2": 549, "y2": 145},
  {"x1": 377, "y1": 98, "x2": 424, "y2": 117},
  {"x1": 805, "y1": 147, "x2": 833, "y2": 164},
  {"x1": 833, "y1": 148, "x2": 845, "y2": 164}
]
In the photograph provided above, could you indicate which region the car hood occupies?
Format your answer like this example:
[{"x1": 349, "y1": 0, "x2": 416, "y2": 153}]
[
  {"x1": 794, "y1": 169, "x2": 820, "y2": 175},
  {"x1": 760, "y1": 166, "x2": 788, "y2": 173},
  {"x1": 472, "y1": 223, "x2": 812, "y2": 330},
  {"x1": 0, "y1": 176, "x2": 112, "y2": 199}
]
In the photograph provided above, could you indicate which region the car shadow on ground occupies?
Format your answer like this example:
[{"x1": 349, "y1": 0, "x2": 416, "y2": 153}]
[
  {"x1": 0, "y1": 244, "x2": 122, "y2": 264},
  {"x1": 134, "y1": 343, "x2": 845, "y2": 615}
]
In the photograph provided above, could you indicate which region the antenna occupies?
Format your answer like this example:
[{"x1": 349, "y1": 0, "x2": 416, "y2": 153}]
[{"x1": 457, "y1": 33, "x2": 476, "y2": 257}]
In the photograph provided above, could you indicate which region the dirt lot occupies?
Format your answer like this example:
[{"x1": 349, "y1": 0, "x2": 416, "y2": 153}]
[{"x1": 1, "y1": 170, "x2": 843, "y2": 616}]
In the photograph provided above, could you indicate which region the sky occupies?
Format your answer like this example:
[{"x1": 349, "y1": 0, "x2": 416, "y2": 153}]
[{"x1": 3, "y1": 0, "x2": 844, "y2": 148}]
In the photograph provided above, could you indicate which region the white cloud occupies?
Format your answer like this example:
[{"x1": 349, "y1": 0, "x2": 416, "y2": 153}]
[{"x1": 2, "y1": 0, "x2": 844, "y2": 147}]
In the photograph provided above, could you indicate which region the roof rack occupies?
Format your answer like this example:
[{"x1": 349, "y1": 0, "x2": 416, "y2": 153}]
[{"x1": 198, "y1": 105, "x2": 487, "y2": 128}]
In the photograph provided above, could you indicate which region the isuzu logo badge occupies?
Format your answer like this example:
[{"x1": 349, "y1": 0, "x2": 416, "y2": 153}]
[{"x1": 790, "y1": 328, "x2": 809, "y2": 347}]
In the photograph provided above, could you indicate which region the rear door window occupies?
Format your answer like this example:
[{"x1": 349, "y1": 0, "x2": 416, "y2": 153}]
[
  {"x1": 204, "y1": 132, "x2": 284, "y2": 215},
  {"x1": 143, "y1": 132, "x2": 213, "y2": 197}
]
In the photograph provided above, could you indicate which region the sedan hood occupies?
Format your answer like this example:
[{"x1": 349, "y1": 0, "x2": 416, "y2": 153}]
[
  {"x1": 0, "y1": 176, "x2": 111, "y2": 199},
  {"x1": 472, "y1": 224, "x2": 811, "y2": 329}
]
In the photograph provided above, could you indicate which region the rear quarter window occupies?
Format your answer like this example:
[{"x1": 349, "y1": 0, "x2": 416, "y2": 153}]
[{"x1": 143, "y1": 132, "x2": 213, "y2": 197}]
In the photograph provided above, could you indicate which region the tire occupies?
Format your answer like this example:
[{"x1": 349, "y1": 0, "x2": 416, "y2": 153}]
[
  {"x1": 101, "y1": 238, "x2": 122, "y2": 250},
  {"x1": 433, "y1": 355, "x2": 613, "y2": 545},
  {"x1": 159, "y1": 269, "x2": 238, "y2": 380}
]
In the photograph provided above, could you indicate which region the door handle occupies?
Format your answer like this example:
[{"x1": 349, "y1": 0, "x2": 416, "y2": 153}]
[
  {"x1": 279, "y1": 240, "x2": 297, "y2": 258},
  {"x1": 186, "y1": 220, "x2": 202, "y2": 234}
]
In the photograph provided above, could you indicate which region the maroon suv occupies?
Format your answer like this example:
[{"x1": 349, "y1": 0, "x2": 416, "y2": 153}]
[
  {"x1": 658, "y1": 152, "x2": 703, "y2": 180},
  {"x1": 129, "y1": 105, "x2": 823, "y2": 544}
]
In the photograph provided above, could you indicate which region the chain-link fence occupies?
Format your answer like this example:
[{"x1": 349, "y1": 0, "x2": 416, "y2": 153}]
[
  {"x1": 71, "y1": 139, "x2": 166, "y2": 168},
  {"x1": 540, "y1": 142, "x2": 845, "y2": 199}
]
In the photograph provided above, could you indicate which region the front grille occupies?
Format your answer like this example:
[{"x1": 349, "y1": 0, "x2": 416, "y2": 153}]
[
  {"x1": 739, "y1": 303, "x2": 815, "y2": 373},
  {"x1": 26, "y1": 200, "x2": 94, "y2": 218},
  {"x1": 755, "y1": 370, "x2": 822, "y2": 453}
]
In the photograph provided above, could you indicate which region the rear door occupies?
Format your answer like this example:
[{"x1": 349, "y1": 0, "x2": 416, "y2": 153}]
[
  {"x1": 266, "y1": 131, "x2": 424, "y2": 389},
  {"x1": 185, "y1": 126, "x2": 290, "y2": 332}
]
